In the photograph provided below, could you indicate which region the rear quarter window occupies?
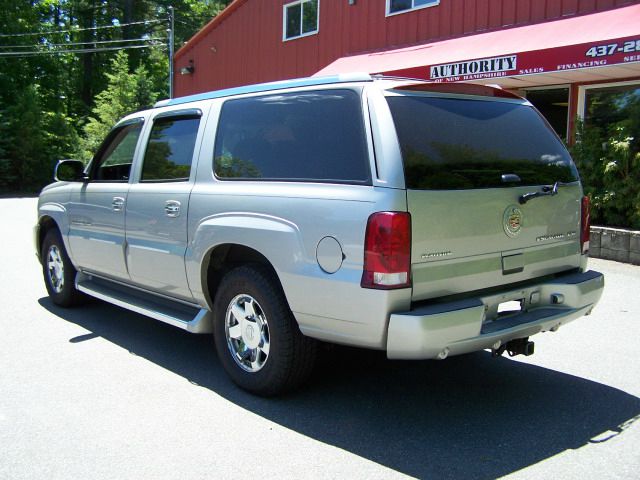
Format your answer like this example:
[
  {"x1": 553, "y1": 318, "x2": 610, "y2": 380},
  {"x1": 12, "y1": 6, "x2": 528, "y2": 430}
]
[
  {"x1": 386, "y1": 94, "x2": 579, "y2": 190},
  {"x1": 214, "y1": 89, "x2": 371, "y2": 184}
]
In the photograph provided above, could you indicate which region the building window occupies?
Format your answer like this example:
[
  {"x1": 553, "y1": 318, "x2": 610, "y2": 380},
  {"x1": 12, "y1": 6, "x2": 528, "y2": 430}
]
[
  {"x1": 582, "y1": 83, "x2": 640, "y2": 130},
  {"x1": 283, "y1": 0, "x2": 319, "y2": 41},
  {"x1": 577, "y1": 80, "x2": 640, "y2": 164},
  {"x1": 387, "y1": 0, "x2": 440, "y2": 16},
  {"x1": 524, "y1": 87, "x2": 570, "y2": 142}
]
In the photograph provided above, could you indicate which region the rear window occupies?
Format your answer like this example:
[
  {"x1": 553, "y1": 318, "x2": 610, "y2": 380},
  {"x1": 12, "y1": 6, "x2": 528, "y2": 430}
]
[
  {"x1": 386, "y1": 94, "x2": 579, "y2": 190},
  {"x1": 214, "y1": 89, "x2": 371, "y2": 184}
]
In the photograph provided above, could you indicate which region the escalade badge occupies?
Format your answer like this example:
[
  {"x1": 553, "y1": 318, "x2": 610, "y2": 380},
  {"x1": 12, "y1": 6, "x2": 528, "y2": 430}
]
[{"x1": 503, "y1": 205, "x2": 523, "y2": 238}]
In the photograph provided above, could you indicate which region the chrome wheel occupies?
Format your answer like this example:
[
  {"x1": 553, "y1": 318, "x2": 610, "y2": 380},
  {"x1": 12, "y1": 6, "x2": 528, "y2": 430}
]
[
  {"x1": 46, "y1": 245, "x2": 65, "y2": 294},
  {"x1": 213, "y1": 265, "x2": 317, "y2": 395},
  {"x1": 225, "y1": 294, "x2": 270, "y2": 373}
]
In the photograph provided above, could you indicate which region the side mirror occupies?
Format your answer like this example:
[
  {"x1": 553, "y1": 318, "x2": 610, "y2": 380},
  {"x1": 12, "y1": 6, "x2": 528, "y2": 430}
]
[{"x1": 54, "y1": 159, "x2": 87, "y2": 182}]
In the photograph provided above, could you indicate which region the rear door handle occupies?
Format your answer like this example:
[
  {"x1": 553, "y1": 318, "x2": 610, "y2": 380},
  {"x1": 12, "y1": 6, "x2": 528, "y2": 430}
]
[
  {"x1": 165, "y1": 200, "x2": 181, "y2": 218},
  {"x1": 112, "y1": 197, "x2": 125, "y2": 212}
]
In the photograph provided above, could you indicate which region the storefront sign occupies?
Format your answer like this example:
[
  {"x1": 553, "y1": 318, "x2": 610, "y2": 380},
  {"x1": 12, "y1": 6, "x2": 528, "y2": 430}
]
[
  {"x1": 430, "y1": 55, "x2": 516, "y2": 80},
  {"x1": 421, "y1": 36, "x2": 640, "y2": 83}
]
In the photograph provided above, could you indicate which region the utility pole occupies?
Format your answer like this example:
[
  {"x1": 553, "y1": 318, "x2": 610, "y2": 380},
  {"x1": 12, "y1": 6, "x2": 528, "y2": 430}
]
[{"x1": 168, "y1": 5, "x2": 174, "y2": 98}]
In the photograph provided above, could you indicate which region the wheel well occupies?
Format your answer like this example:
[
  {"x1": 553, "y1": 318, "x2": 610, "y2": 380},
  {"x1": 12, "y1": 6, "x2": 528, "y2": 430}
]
[
  {"x1": 37, "y1": 216, "x2": 60, "y2": 258},
  {"x1": 203, "y1": 244, "x2": 280, "y2": 308}
]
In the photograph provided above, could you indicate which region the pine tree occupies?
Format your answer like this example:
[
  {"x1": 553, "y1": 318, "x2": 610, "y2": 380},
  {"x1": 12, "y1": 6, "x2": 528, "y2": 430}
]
[
  {"x1": 0, "y1": 109, "x2": 16, "y2": 190},
  {"x1": 134, "y1": 64, "x2": 158, "y2": 110},
  {"x1": 0, "y1": 1, "x2": 231, "y2": 192},
  {"x1": 4, "y1": 86, "x2": 49, "y2": 190},
  {"x1": 79, "y1": 51, "x2": 157, "y2": 161}
]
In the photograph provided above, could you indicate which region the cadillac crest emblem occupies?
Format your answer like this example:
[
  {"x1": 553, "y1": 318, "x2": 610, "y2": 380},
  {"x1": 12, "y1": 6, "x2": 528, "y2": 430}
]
[{"x1": 503, "y1": 205, "x2": 523, "y2": 238}]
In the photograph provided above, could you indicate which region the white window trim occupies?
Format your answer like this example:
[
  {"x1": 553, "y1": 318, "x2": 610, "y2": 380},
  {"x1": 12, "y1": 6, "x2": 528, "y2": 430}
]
[
  {"x1": 282, "y1": 0, "x2": 320, "y2": 42},
  {"x1": 386, "y1": 0, "x2": 440, "y2": 18},
  {"x1": 577, "y1": 79, "x2": 640, "y2": 121}
]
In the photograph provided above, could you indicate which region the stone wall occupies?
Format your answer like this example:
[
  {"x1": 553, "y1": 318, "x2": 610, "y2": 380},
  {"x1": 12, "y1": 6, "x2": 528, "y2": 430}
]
[{"x1": 590, "y1": 226, "x2": 640, "y2": 265}]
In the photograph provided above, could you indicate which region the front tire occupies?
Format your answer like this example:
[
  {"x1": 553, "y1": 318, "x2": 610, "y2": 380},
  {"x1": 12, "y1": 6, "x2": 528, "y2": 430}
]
[
  {"x1": 42, "y1": 229, "x2": 83, "y2": 307},
  {"x1": 213, "y1": 265, "x2": 317, "y2": 396}
]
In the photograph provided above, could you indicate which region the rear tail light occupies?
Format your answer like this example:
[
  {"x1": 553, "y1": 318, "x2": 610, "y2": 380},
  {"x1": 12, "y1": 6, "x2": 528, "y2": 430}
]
[
  {"x1": 361, "y1": 212, "x2": 411, "y2": 289},
  {"x1": 581, "y1": 195, "x2": 590, "y2": 254}
]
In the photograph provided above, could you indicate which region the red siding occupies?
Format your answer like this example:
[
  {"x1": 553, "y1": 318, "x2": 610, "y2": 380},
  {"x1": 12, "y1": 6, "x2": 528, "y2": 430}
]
[
  {"x1": 531, "y1": 0, "x2": 547, "y2": 21},
  {"x1": 578, "y1": 0, "x2": 597, "y2": 12},
  {"x1": 502, "y1": 0, "x2": 517, "y2": 25},
  {"x1": 450, "y1": 0, "x2": 465, "y2": 35},
  {"x1": 516, "y1": 0, "x2": 531, "y2": 24},
  {"x1": 476, "y1": 0, "x2": 490, "y2": 30},
  {"x1": 463, "y1": 0, "x2": 476, "y2": 33},
  {"x1": 562, "y1": 0, "x2": 580, "y2": 15},
  {"x1": 174, "y1": 0, "x2": 640, "y2": 96}
]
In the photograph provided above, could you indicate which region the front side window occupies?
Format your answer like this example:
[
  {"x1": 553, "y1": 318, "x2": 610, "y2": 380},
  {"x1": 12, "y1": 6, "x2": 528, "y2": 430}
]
[
  {"x1": 387, "y1": 94, "x2": 578, "y2": 190},
  {"x1": 92, "y1": 121, "x2": 143, "y2": 182},
  {"x1": 387, "y1": 0, "x2": 440, "y2": 16},
  {"x1": 214, "y1": 89, "x2": 370, "y2": 185},
  {"x1": 141, "y1": 115, "x2": 201, "y2": 182},
  {"x1": 284, "y1": 0, "x2": 319, "y2": 41}
]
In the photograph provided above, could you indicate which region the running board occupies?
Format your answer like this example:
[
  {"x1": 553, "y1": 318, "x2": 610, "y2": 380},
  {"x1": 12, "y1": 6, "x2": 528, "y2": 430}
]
[{"x1": 75, "y1": 272, "x2": 213, "y2": 333}]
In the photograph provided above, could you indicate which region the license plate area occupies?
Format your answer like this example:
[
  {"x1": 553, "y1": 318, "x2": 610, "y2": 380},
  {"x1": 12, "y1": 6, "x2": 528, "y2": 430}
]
[{"x1": 497, "y1": 299, "x2": 523, "y2": 317}]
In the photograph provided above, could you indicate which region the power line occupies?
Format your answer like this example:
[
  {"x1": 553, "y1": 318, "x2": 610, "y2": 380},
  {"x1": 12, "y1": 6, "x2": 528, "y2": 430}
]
[
  {"x1": 0, "y1": 37, "x2": 163, "y2": 49},
  {"x1": 0, "y1": 19, "x2": 163, "y2": 38},
  {"x1": 0, "y1": 43, "x2": 166, "y2": 57}
]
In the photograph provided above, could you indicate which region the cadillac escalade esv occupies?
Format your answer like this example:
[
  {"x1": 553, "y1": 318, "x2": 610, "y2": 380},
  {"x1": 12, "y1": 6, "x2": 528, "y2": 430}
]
[{"x1": 36, "y1": 74, "x2": 604, "y2": 395}]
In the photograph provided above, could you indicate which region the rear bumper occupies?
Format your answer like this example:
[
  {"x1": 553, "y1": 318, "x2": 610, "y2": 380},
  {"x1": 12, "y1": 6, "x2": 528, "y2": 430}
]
[{"x1": 387, "y1": 270, "x2": 604, "y2": 359}]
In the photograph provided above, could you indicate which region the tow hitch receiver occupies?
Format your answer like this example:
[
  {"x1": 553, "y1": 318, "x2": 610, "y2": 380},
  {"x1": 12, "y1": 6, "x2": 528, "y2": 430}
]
[{"x1": 492, "y1": 338, "x2": 535, "y2": 358}]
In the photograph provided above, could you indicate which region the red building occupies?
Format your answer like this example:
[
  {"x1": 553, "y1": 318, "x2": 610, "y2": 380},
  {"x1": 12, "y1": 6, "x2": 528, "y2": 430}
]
[{"x1": 174, "y1": 0, "x2": 640, "y2": 141}]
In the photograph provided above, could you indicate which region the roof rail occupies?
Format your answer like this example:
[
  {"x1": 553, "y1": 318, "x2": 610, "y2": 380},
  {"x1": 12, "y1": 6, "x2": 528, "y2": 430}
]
[{"x1": 155, "y1": 73, "x2": 373, "y2": 108}]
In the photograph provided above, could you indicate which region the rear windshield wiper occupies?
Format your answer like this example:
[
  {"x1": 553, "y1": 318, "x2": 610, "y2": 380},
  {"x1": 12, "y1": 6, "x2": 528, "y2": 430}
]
[{"x1": 519, "y1": 181, "x2": 565, "y2": 205}]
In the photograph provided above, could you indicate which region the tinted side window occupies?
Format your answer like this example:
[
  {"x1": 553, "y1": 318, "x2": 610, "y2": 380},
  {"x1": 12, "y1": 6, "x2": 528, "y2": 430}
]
[
  {"x1": 214, "y1": 89, "x2": 371, "y2": 184},
  {"x1": 386, "y1": 95, "x2": 579, "y2": 190},
  {"x1": 141, "y1": 116, "x2": 200, "y2": 182},
  {"x1": 92, "y1": 122, "x2": 142, "y2": 182}
]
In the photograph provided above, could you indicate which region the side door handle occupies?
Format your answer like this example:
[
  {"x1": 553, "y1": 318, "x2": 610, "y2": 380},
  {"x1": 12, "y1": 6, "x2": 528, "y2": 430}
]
[
  {"x1": 112, "y1": 197, "x2": 125, "y2": 212},
  {"x1": 165, "y1": 200, "x2": 181, "y2": 218}
]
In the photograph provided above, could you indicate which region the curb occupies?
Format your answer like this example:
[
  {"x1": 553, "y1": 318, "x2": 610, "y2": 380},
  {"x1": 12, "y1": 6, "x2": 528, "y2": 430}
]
[{"x1": 590, "y1": 226, "x2": 640, "y2": 265}]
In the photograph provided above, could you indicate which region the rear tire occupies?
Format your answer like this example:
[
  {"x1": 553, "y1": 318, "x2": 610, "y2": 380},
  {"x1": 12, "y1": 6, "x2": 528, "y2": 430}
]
[
  {"x1": 42, "y1": 229, "x2": 83, "y2": 307},
  {"x1": 213, "y1": 264, "x2": 317, "y2": 396}
]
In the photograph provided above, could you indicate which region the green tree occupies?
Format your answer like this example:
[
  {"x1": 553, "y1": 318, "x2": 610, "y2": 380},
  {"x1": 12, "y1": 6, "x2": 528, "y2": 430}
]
[
  {"x1": 79, "y1": 50, "x2": 157, "y2": 161},
  {"x1": 0, "y1": 110, "x2": 16, "y2": 189},
  {"x1": 0, "y1": 0, "x2": 231, "y2": 192},
  {"x1": 2, "y1": 85, "x2": 50, "y2": 190},
  {"x1": 571, "y1": 121, "x2": 640, "y2": 229}
]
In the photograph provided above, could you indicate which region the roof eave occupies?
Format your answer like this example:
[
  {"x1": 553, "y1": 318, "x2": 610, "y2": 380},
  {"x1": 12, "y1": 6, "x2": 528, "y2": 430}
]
[{"x1": 175, "y1": 0, "x2": 249, "y2": 59}]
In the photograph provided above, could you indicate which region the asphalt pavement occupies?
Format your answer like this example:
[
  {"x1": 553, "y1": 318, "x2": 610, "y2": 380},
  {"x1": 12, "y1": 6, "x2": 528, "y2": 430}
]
[{"x1": 1, "y1": 197, "x2": 638, "y2": 479}]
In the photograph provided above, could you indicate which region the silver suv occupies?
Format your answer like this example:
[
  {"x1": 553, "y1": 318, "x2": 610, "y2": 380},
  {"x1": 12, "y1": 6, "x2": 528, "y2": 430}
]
[{"x1": 36, "y1": 74, "x2": 604, "y2": 395}]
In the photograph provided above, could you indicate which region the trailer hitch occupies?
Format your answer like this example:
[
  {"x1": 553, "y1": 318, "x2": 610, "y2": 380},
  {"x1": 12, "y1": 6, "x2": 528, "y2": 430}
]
[{"x1": 492, "y1": 338, "x2": 535, "y2": 358}]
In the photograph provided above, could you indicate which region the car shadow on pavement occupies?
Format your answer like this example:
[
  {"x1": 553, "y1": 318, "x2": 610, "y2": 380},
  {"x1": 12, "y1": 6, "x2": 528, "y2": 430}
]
[{"x1": 39, "y1": 297, "x2": 640, "y2": 480}]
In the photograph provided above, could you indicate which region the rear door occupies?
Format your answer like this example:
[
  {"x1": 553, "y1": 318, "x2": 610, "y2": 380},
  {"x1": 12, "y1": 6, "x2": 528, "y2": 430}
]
[
  {"x1": 125, "y1": 108, "x2": 204, "y2": 301},
  {"x1": 385, "y1": 90, "x2": 583, "y2": 301}
]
